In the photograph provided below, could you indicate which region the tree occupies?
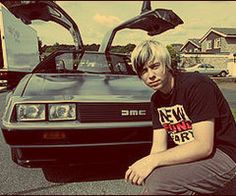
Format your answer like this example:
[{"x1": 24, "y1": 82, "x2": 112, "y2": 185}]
[
  {"x1": 111, "y1": 43, "x2": 136, "y2": 54},
  {"x1": 85, "y1": 44, "x2": 100, "y2": 51},
  {"x1": 166, "y1": 44, "x2": 181, "y2": 69},
  {"x1": 124, "y1": 43, "x2": 136, "y2": 54},
  {"x1": 37, "y1": 37, "x2": 43, "y2": 55}
]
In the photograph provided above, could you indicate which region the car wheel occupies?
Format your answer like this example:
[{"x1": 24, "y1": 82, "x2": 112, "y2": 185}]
[
  {"x1": 11, "y1": 148, "x2": 18, "y2": 162},
  {"x1": 220, "y1": 71, "x2": 227, "y2": 77}
]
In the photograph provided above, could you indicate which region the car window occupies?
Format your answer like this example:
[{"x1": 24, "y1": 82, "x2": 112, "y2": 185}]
[
  {"x1": 207, "y1": 64, "x2": 214, "y2": 68},
  {"x1": 198, "y1": 65, "x2": 205, "y2": 68},
  {"x1": 41, "y1": 51, "x2": 135, "y2": 75},
  {"x1": 56, "y1": 53, "x2": 74, "y2": 71},
  {"x1": 77, "y1": 53, "x2": 110, "y2": 73}
]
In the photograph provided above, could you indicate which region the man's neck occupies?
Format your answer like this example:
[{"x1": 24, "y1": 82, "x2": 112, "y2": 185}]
[{"x1": 160, "y1": 74, "x2": 174, "y2": 95}]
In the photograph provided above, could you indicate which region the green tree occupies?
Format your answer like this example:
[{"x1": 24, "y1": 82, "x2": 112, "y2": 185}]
[
  {"x1": 124, "y1": 43, "x2": 136, "y2": 53},
  {"x1": 85, "y1": 44, "x2": 100, "y2": 51},
  {"x1": 166, "y1": 45, "x2": 181, "y2": 69},
  {"x1": 111, "y1": 43, "x2": 136, "y2": 54},
  {"x1": 37, "y1": 37, "x2": 43, "y2": 55}
]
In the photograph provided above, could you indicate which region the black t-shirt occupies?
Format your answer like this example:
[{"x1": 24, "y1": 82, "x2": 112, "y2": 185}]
[{"x1": 151, "y1": 72, "x2": 236, "y2": 162}]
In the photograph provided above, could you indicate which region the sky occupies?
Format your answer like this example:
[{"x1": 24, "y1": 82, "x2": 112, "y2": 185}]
[{"x1": 30, "y1": 1, "x2": 236, "y2": 47}]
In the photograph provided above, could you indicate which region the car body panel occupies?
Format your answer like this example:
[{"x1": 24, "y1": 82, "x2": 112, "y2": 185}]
[{"x1": 0, "y1": 4, "x2": 41, "y2": 87}]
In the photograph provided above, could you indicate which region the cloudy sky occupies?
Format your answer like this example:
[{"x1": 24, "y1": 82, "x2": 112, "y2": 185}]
[{"x1": 30, "y1": 1, "x2": 236, "y2": 47}]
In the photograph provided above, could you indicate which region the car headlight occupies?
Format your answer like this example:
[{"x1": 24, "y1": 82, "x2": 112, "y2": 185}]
[
  {"x1": 16, "y1": 104, "x2": 46, "y2": 121},
  {"x1": 49, "y1": 103, "x2": 76, "y2": 121}
]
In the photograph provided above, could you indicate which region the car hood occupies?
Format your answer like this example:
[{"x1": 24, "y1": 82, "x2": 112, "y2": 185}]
[{"x1": 21, "y1": 74, "x2": 154, "y2": 102}]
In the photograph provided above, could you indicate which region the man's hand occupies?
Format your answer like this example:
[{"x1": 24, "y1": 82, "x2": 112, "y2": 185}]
[{"x1": 125, "y1": 155, "x2": 155, "y2": 186}]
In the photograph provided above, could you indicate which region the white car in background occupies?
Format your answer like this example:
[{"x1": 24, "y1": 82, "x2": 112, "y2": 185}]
[{"x1": 184, "y1": 63, "x2": 229, "y2": 77}]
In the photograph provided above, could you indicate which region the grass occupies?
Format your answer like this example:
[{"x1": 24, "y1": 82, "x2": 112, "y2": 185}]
[{"x1": 231, "y1": 108, "x2": 236, "y2": 119}]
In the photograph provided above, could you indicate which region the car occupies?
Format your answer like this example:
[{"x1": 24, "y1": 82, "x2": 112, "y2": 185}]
[
  {"x1": 183, "y1": 63, "x2": 229, "y2": 77},
  {"x1": 0, "y1": 1, "x2": 183, "y2": 168}
]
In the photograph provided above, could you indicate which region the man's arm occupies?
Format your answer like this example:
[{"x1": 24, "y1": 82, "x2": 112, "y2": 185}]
[
  {"x1": 150, "y1": 128, "x2": 167, "y2": 154},
  {"x1": 150, "y1": 119, "x2": 214, "y2": 167},
  {"x1": 125, "y1": 119, "x2": 215, "y2": 185}
]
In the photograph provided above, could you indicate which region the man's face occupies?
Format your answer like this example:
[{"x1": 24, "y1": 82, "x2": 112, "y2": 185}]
[{"x1": 140, "y1": 61, "x2": 170, "y2": 92}]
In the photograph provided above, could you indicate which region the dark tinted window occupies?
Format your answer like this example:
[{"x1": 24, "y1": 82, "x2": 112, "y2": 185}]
[
  {"x1": 198, "y1": 65, "x2": 205, "y2": 68},
  {"x1": 206, "y1": 64, "x2": 214, "y2": 68},
  {"x1": 37, "y1": 51, "x2": 135, "y2": 75}
]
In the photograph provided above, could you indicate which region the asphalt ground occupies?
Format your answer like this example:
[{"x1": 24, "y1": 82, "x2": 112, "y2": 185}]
[{"x1": 0, "y1": 81, "x2": 236, "y2": 195}]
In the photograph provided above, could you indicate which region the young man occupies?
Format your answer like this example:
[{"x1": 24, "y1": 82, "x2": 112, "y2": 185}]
[{"x1": 125, "y1": 40, "x2": 236, "y2": 195}]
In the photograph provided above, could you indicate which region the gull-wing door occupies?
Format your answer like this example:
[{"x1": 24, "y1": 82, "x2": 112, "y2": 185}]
[
  {"x1": 99, "y1": 1, "x2": 183, "y2": 53},
  {"x1": 0, "y1": 1, "x2": 84, "y2": 51}
]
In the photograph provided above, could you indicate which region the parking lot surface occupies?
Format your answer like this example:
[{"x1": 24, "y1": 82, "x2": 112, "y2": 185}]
[{"x1": 0, "y1": 81, "x2": 236, "y2": 195}]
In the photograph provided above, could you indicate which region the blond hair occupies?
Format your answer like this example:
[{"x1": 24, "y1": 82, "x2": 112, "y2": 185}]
[{"x1": 131, "y1": 40, "x2": 172, "y2": 78}]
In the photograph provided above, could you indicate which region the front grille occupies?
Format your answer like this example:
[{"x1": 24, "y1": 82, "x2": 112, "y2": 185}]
[{"x1": 78, "y1": 102, "x2": 151, "y2": 122}]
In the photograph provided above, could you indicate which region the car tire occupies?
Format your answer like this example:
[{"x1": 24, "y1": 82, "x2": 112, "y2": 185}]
[
  {"x1": 11, "y1": 148, "x2": 18, "y2": 162},
  {"x1": 220, "y1": 71, "x2": 227, "y2": 77}
]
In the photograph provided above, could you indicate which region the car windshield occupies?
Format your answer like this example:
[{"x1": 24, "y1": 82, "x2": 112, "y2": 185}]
[{"x1": 36, "y1": 51, "x2": 135, "y2": 75}]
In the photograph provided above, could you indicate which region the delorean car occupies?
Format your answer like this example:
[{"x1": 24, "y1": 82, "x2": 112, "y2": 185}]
[{"x1": 0, "y1": 1, "x2": 183, "y2": 168}]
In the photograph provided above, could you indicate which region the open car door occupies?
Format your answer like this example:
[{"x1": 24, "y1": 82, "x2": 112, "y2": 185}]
[
  {"x1": 0, "y1": 1, "x2": 84, "y2": 88},
  {"x1": 99, "y1": 1, "x2": 183, "y2": 53},
  {"x1": 0, "y1": 1, "x2": 84, "y2": 51}
]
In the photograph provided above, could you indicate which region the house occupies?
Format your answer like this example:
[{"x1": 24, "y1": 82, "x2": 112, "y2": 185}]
[
  {"x1": 199, "y1": 27, "x2": 236, "y2": 53},
  {"x1": 180, "y1": 28, "x2": 236, "y2": 71},
  {"x1": 180, "y1": 39, "x2": 201, "y2": 53}
]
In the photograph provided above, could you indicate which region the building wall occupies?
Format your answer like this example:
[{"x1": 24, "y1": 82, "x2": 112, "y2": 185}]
[
  {"x1": 201, "y1": 32, "x2": 236, "y2": 53},
  {"x1": 228, "y1": 54, "x2": 236, "y2": 76},
  {"x1": 221, "y1": 38, "x2": 236, "y2": 53},
  {"x1": 201, "y1": 32, "x2": 221, "y2": 53}
]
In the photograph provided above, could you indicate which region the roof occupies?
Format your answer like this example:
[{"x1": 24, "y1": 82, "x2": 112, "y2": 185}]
[
  {"x1": 212, "y1": 27, "x2": 236, "y2": 35},
  {"x1": 180, "y1": 38, "x2": 201, "y2": 51},
  {"x1": 200, "y1": 27, "x2": 236, "y2": 43},
  {"x1": 189, "y1": 39, "x2": 201, "y2": 47}
]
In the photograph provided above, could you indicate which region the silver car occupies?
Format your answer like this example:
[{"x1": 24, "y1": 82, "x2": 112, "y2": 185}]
[
  {"x1": 0, "y1": 1, "x2": 183, "y2": 168},
  {"x1": 184, "y1": 63, "x2": 229, "y2": 77}
]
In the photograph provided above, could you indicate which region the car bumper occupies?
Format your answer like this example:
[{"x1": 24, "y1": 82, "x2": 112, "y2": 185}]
[
  {"x1": 11, "y1": 142, "x2": 152, "y2": 168},
  {"x1": 2, "y1": 124, "x2": 152, "y2": 168}
]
